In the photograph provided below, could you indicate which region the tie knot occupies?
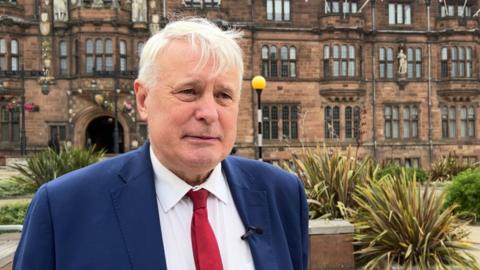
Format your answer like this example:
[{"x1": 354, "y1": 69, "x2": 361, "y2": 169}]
[{"x1": 187, "y1": 188, "x2": 209, "y2": 210}]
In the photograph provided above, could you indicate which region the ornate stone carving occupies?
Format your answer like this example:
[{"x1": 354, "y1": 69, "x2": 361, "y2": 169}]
[
  {"x1": 54, "y1": 0, "x2": 68, "y2": 21},
  {"x1": 132, "y1": 0, "x2": 147, "y2": 22},
  {"x1": 40, "y1": 12, "x2": 51, "y2": 36}
]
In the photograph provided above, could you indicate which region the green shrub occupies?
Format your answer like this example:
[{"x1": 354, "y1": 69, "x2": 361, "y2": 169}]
[
  {"x1": 9, "y1": 145, "x2": 105, "y2": 191},
  {"x1": 0, "y1": 202, "x2": 30, "y2": 225},
  {"x1": 445, "y1": 169, "x2": 480, "y2": 221},
  {"x1": 343, "y1": 170, "x2": 479, "y2": 269},
  {"x1": 0, "y1": 178, "x2": 34, "y2": 198},
  {"x1": 281, "y1": 147, "x2": 377, "y2": 219}
]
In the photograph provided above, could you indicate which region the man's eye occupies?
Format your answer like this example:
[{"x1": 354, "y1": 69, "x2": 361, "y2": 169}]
[
  {"x1": 179, "y1": 89, "x2": 195, "y2": 95},
  {"x1": 218, "y1": 92, "x2": 232, "y2": 100},
  {"x1": 174, "y1": 89, "x2": 197, "y2": 101}
]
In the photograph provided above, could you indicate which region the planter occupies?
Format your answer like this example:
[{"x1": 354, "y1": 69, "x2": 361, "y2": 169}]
[{"x1": 309, "y1": 219, "x2": 355, "y2": 270}]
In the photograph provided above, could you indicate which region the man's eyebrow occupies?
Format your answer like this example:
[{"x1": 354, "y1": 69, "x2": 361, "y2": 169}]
[{"x1": 174, "y1": 79, "x2": 204, "y2": 88}]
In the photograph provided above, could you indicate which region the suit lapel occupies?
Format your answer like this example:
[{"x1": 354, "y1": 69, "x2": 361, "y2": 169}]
[
  {"x1": 110, "y1": 144, "x2": 167, "y2": 270},
  {"x1": 222, "y1": 157, "x2": 278, "y2": 270}
]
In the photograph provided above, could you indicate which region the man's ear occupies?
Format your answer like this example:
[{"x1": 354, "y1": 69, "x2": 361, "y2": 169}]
[{"x1": 134, "y1": 79, "x2": 148, "y2": 121}]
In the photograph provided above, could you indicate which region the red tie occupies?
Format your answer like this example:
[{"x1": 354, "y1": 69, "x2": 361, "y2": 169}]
[{"x1": 187, "y1": 189, "x2": 223, "y2": 270}]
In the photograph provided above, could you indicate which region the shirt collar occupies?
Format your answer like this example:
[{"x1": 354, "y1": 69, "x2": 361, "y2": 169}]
[{"x1": 150, "y1": 146, "x2": 229, "y2": 213}]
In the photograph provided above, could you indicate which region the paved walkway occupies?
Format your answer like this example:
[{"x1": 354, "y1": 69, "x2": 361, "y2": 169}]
[
  {"x1": 0, "y1": 233, "x2": 20, "y2": 270},
  {"x1": 467, "y1": 225, "x2": 480, "y2": 263}
]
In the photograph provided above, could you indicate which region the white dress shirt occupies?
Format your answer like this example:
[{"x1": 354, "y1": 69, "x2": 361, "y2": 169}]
[{"x1": 150, "y1": 147, "x2": 255, "y2": 270}]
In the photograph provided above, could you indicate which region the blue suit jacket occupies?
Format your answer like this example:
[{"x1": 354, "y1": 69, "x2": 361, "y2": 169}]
[{"x1": 13, "y1": 143, "x2": 309, "y2": 270}]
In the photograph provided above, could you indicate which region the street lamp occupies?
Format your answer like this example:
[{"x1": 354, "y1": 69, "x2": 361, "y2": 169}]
[
  {"x1": 19, "y1": 65, "x2": 26, "y2": 156},
  {"x1": 113, "y1": 79, "x2": 120, "y2": 154},
  {"x1": 251, "y1": 75, "x2": 266, "y2": 160},
  {"x1": 90, "y1": 77, "x2": 121, "y2": 154}
]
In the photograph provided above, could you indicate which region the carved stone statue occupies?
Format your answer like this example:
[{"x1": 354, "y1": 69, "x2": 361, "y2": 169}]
[
  {"x1": 132, "y1": 0, "x2": 147, "y2": 23},
  {"x1": 54, "y1": 0, "x2": 68, "y2": 21},
  {"x1": 397, "y1": 49, "x2": 407, "y2": 75}
]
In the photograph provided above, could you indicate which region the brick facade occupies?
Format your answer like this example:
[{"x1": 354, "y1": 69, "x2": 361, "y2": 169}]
[{"x1": 0, "y1": 0, "x2": 479, "y2": 167}]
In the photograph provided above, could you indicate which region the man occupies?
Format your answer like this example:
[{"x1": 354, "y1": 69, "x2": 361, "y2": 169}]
[{"x1": 13, "y1": 18, "x2": 308, "y2": 270}]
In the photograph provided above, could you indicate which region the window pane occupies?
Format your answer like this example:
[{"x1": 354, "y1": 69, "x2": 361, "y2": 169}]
[
  {"x1": 290, "y1": 62, "x2": 296, "y2": 77},
  {"x1": 284, "y1": 0, "x2": 290, "y2": 20},
  {"x1": 137, "y1": 42, "x2": 144, "y2": 56},
  {"x1": 332, "y1": 1, "x2": 339, "y2": 12},
  {"x1": 0, "y1": 39, "x2": 5, "y2": 54},
  {"x1": 96, "y1": 39, "x2": 103, "y2": 54},
  {"x1": 397, "y1": 4, "x2": 403, "y2": 24},
  {"x1": 267, "y1": 0, "x2": 273, "y2": 20},
  {"x1": 262, "y1": 46, "x2": 269, "y2": 59},
  {"x1": 351, "y1": 2, "x2": 357, "y2": 13},
  {"x1": 404, "y1": 4, "x2": 411, "y2": 24},
  {"x1": 60, "y1": 41, "x2": 67, "y2": 56},
  {"x1": 86, "y1": 39, "x2": 93, "y2": 54},
  {"x1": 274, "y1": 0, "x2": 282, "y2": 21},
  {"x1": 106, "y1": 57, "x2": 113, "y2": 71},
  {"x1": 348, "y1": 60, "x2": 355, "y2": 76},
  {"x1": 441, "y1": 47, "x2": 448, "y2": 60},
  {"x1": 105, "y1": 39, "x2": 113, "y2": 54},
  {"x1": 324, "y1": 46, "x2": 329, "y2": 59},
  {"x1": 388, "y1": 4, "x2": 395, "y2": 24},
  {"x1": 333, "y1": 45, "x2": 339, "y2": 58},
  {"x1": 11, "y1": 40, "x2": 18, "y2": 54},
  {"x1": 290, "y1": 47, "x2": 296, "y2": 60},
  {"x1": 96, "y1": 57, "x2": 102, "y2": 71},
  {"x1": 86, "y1": 56, "x2": 94, "y2": 72},
  {"x1": 281, "y1": 47, "x2": 288, "y2": 60},
  {"x1": 11, "y1": 57, "x2": 18, "y2": 71},
  {"x1": 120, "y1": 41, "x2": 126, "y2": 55}
]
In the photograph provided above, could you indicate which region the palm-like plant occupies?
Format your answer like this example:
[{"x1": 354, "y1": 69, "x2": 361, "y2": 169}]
[
  {"x1": 7, "y1": 145, "x2": 105, "y2": 192},
  {"x1": 282, "y1": 147, "x2": 376, "y2": 219},
  {"x1": 429, "y1": 153, "x2": 475, "y2": 182},
  {"x1": 348, "y1": 170, "x2": 479, "y2": 269}
]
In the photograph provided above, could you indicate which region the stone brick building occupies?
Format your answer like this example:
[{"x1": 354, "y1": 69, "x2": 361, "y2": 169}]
[{"x1": 0, "y1": 0, "x2": 479, "y2": 168}]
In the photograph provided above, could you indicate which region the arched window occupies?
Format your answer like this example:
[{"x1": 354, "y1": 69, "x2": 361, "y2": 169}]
[{"x1": 270, "y1": 46, "x2": 277, "y2": 77}]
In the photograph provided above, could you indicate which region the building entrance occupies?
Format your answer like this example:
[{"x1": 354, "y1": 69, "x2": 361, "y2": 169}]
[{"x1": 85, "y1": 116, "x2": 124, "y2": 153}]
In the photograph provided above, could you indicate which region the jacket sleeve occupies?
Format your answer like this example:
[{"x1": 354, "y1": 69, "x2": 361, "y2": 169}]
[{"x1": 13, "y1": 184, "x2": 56, "y2": 270}]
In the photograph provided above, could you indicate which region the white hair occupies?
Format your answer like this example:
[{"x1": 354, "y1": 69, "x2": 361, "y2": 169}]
[{"x1": 138, "y1": 17, "x2": 244, "y2": 90}]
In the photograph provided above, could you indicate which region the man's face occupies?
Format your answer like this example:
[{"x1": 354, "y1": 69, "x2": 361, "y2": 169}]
[{"x1": 135, "y1": 39, "x2": 241, "y2": 182}]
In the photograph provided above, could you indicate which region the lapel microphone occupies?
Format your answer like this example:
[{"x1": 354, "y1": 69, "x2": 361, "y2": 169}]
[{"x1": 241, "y1": 226, "x2": 264, "y2": 240}]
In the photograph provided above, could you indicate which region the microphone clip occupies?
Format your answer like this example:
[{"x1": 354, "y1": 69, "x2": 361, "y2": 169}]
[{"x1": 241, "y1": 225, "x2": 264, "y2": 240}]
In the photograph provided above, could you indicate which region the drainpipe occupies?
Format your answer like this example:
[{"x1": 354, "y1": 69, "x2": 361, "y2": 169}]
[
  {"x1": 426, "y1": 1, "x2": 433, "y2": 166},
  {"x1": 371, "y1": 0, "x2": 377, "y2": 160}
]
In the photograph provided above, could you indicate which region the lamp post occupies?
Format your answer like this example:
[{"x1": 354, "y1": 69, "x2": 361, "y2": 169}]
[
  {"x1": 251, "y1": 75, "x2": 266, "y2": 160},
  {"x1": 91, "y1": 77, "x2": 120, "y2": 154},
  {"x1": 19, "y1": 65, "x2": 26, "y2": 156},
  {"x1": 113, "y1": 79, "x2": 120, "y2": 154}
]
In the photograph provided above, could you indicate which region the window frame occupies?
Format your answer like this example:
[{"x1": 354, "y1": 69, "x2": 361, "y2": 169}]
[
  {"x1": 266, "y1": 0, "x2": 291, "y2": 21},
  {"x1": 388, "y1": 2, "x2": 412, "y2": 25},
  {"x1": 59, "y1": 40, "x2": 68, "y2": 75}
]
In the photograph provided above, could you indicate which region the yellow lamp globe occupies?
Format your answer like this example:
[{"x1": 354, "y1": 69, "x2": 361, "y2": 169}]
[{"x1": 251, "y1": 75, "x2": 267, "y2": 91}]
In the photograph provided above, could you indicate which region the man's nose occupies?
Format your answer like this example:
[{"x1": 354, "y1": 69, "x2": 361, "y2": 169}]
[{"x1": 194, "y1": 94, "x2": 219, "y2": 124}]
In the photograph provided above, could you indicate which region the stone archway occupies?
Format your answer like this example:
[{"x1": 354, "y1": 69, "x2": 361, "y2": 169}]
[
  {"x1": 72, "y1": 106, "x2": 130, "y2": 153},
  {"x1": 85, "y1": 116, "x2": 124, "y2": 153}
]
